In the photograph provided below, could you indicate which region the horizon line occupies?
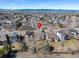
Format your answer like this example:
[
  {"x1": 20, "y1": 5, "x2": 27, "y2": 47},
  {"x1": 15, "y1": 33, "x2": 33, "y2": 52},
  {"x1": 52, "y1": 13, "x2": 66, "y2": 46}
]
[{"x1": 0, "y1": 9, "x2": 79, "y2": 10}]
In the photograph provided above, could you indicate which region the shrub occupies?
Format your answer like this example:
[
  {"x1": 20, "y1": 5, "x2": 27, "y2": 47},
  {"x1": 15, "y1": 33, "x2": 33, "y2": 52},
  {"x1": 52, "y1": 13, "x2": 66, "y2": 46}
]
[
  {"x1": 0, "y1": 48, "x2": 5, "y2": 57},
  {"x1": 43, "y1": 42, "x2": 54, "y2": 52}
]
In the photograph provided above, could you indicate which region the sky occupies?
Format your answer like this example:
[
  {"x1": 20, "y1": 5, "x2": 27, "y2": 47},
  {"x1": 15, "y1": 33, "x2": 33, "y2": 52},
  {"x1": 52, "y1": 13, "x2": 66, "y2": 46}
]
[{"x1": 0, "y1": 0, "x2": 79, "y2": 10}]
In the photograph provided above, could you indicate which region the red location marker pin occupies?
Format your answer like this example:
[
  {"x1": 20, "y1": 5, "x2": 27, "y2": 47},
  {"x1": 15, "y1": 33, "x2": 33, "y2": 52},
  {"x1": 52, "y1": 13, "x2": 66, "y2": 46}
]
[{"x1": 37, "y1": 22, "x2": 42, "y2": 29}]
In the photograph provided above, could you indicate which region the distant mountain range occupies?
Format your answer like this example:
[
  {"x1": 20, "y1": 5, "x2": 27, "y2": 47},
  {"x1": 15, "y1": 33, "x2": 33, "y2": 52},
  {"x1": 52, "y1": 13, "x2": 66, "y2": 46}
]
[
  {"x1": 0, "y1": 9, "x2": 79, "y2": 13},
  {"x1": 15, "y1": 9, "x2": 79, "y2": 13}
]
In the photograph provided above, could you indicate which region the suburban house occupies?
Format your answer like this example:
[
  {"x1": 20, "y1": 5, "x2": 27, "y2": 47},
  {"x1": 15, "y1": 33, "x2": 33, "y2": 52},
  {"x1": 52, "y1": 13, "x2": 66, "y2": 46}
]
[
  {"x1": 8, "y1": 31, "x2": 20, "y2": 43},
  {"x1": 48, "y1": 33, "x2": 59, "y2": 42},
  {"x1": 3, "y1": 20, "x2": 17, "y2": 30},
  {"x1": 55, "y1": 30, "x2": 69, "y2": 42},
  {"x1": 3, "y1": 20, "x2": 12, "y2": 30},
  {"x1": 68, "y1": 29, "x2": 79, "y2": 39},
  {"x1": 7, "y1": 31, "x2": 21, "y2": 50},
  {"x1": 20, "y1": 17, "x2": 36, "y2": 30}
]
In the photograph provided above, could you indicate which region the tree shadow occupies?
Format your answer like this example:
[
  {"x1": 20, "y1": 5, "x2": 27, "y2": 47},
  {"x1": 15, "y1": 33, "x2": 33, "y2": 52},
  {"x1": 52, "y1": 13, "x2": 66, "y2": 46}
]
[{"x1": 3, "y1": 50, "x2": 18, "y2": 58}]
